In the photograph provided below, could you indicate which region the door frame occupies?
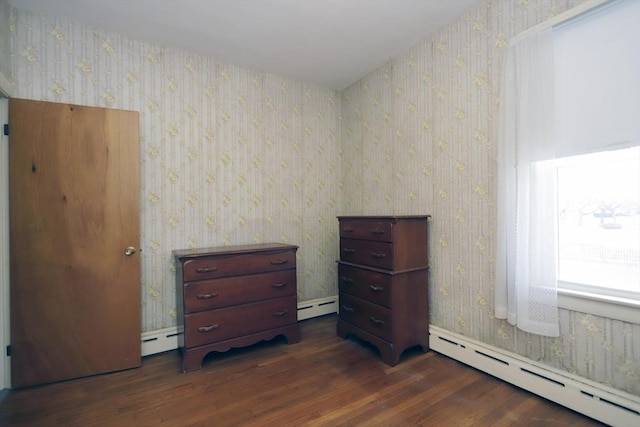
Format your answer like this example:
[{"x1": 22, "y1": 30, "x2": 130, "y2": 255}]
[{"x1": 0, "y1": 75, "x2": 13, "y2": 390}]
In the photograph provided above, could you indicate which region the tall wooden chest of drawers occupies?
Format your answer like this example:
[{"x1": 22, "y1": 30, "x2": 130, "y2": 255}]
[
  {"x1": 336, "y1": 216, "x2": 429, "y2": 366},
  {"x1": 174, "y1": 243, "x2": 300, "y2": 372}
]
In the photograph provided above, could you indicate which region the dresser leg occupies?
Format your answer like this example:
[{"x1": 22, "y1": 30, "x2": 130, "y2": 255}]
[
  {"x1": 379, "y1": 345, "x2": 400, "y2": 367},
  {"x1": 282, "y1": 324, "x2": 301, "y2": 344},
  {"x1": 337, "y1": 319, "x2": 400, "y2": 366},
  {"x1": 181, "y1": 349, "x2": 205, "y2": 373},
  {"x1": 336, "y1": 319, "x2": 348, "y2": 339}
]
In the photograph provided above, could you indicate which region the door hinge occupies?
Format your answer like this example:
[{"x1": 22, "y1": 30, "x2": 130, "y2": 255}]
[
  {"x1": 5, "y1": 345, "x2": 10, "y2": 357},
  {"x1": 3, "y1": 124, "x2": 7, "y2": 136}
]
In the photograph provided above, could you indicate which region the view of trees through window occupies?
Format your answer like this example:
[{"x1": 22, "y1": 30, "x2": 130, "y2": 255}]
[{"x1": 557, "y1": 146, "x2": 640, "y2": 296}]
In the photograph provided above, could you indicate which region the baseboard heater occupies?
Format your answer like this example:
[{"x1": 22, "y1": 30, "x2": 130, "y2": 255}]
[
  {"x1": 429, "y1": 325, "x2": 640, "y2": 427},
  {"x1": 140, "y1": 296, "x2": 338, "y2": 357}
]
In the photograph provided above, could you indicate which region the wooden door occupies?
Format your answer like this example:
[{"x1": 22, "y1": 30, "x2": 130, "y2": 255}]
[{"x1": 9, "y1": 98, "x2": 141, "y2": 388}]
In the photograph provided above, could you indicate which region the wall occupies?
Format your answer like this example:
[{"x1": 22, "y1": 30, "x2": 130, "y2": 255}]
[
  {"x1": 8, "y1": 0, "x2": 639, "y2": 397},
  {"x1": 9, "y1": 7, "x2": 341, "y2": 334},
  {"x1": 341, "y1": 0, "x2": 639, "y2": 396},
  {"x1": 0, "y1": 0, "x2": 11, "y2": 84}
]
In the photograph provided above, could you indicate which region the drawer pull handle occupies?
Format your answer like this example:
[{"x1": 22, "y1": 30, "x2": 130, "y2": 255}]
[
  {"x1": 195, "y1": 266, "x2": 218, "y2": 273},
  {"x1": 196, "y1": 293, "x2": 219, "y2": 299},
  {"x1": 343, "y1": 248, "x2": 356, "y2": 254},
  {"x1": 272, "y1": 309, "x2": 289, "y2": 317},
  {"x1": 198, "y1": 324, "x2": 219, "y2": 332},
  {"x1": 270, "y1": 259, "x2": 288, "y2": 265},
  {"x1": 271, "y1": 282, "x2": 287, "y2": 288},
  {"x1": 342, "y1": 227, "x2": 354, "y2": 233},
  {"x1": 341, "y1": 305, "x2": 354, "y2": 312},
  {"x1": 369, "y1": 285, "x2": 384, "y2": 292},
  {"x1": 370, "y1": 228, "x2": 385, "y2": 235},
  {"x1": 370, "y1": 316, "x2": 385, "y2": 326},
  {"x1": 341, "y1": 276, "x2": 354, "y2": 284},
  {"x1": 371, "y1": 252, "x2": 386, "y2": 259}
]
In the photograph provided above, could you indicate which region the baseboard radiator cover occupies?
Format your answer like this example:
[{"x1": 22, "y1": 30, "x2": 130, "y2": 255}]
[
  {"x1": 140, "y1": 326, "x2": 180, "y2": 357},
  {"x1": 429, "y1": 325, "x2": 640, "y2": 427},
  {"x1": 296, "y1": 295, "x2": 338, "y2": 321},
  {"x1": 140, "y1": 296, "x2": 339, "y2": 357}
]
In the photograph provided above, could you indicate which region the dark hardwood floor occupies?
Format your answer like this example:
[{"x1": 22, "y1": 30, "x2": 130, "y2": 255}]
[{"x1": 0, "y1": 314, "x2": 605, "y2": 426}]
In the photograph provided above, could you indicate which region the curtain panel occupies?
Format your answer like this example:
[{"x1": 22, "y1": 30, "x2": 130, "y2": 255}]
[{"x1": 495, "y1": 27, "x2": 560, "y2": 337}]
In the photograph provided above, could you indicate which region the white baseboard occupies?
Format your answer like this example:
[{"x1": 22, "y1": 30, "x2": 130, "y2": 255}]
[
  {"x1": 140, "y1": 296, "x2": 339, "y2": 357},
  {"x1": 141, "y1": 326, "x2": 180, "y2": 357},
  {"x1": 429, "y1": 325, "x2": 640, "y2": 427},
  {"x1": 296, "y1": 296, "x2": 338, "y2": 320}
]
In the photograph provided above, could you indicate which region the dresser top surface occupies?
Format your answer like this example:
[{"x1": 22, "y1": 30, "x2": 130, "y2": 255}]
[
  {"x1": 337, "y1": 215, "x2": 430, "y2": 220},
  {"x1": 173, "y1": 243, "x2": 298, "y2": 260}
]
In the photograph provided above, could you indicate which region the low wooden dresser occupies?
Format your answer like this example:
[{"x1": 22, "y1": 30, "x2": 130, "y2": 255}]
[
  {"x1": 173, "y1": 243, "x2": 300, "y2": 372},
  {"x1": 336, "y1": 215, "x2": 429, "y2": 366}
]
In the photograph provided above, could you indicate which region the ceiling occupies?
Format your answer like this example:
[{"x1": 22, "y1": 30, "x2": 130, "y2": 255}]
[{"x1": 7, "y1": 0, "x2": 480, "y2": 90}]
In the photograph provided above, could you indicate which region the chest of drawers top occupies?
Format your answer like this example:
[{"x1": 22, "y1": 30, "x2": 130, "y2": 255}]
[
  {"x1": 337, "y1": 215, "x2": 429, "y2": 242},
  {"x1": 174, "y1": 243, "x2": 298, "y2": 282},
  {"x1": 337, "y1": 216, "x2": 428, "y2": 271}
]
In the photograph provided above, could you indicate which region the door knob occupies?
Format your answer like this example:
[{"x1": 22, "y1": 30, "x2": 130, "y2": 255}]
[{"x1": 124, "y1": 246, "x2": 136, "y2": 256}]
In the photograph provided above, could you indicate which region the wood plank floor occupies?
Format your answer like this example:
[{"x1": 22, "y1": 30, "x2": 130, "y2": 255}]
[{"x1": 0, "y1": 314, "x2": 605, "y2": 426}]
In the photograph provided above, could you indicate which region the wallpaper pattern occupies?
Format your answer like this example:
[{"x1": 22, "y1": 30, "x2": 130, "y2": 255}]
[
  {"x1": 340, "y1": 0, "x2": 639, "y2": 396},
  {"x1": 0, "y1": 0, "x2": 10, "y2": 81},
  {"x1": 8, "y1": 0, "x2": 639, "y2": 397},
  {"x1": 9, "y1": 7, "x2": 341, "y2": 334}
]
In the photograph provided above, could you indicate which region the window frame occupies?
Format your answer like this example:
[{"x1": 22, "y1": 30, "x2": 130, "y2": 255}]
[{"x1": 558, "y1": 285, "x2": 639, "y2": 324}]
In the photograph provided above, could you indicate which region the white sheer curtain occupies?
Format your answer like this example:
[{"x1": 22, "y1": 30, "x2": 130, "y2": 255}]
[{"x1": 495, "y1": 26, "x2": 560, "y2": 337}]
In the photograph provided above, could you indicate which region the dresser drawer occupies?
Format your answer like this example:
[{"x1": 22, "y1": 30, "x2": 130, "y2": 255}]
[
  {"x1": 338, "y1": 293, "x2": 392, "y2": 341},
  {"x1": 184, "y1": 270, "x2": 296, "y2": 314},
  {"x1": 339, "y1": 219, "x2": 393, "y2": 242},
  {"x1": 182, "y1": 250, "x2": 296, "y2": 282},
  {"x1": 340, "y1": 238, "x2": 393, "y2": 270},
  {"x1": 184, "y1": 296, "x2": 297, "y2": 348},
  {"x1": 338, "y1": 263, "x2": 391, "y2": 308}
]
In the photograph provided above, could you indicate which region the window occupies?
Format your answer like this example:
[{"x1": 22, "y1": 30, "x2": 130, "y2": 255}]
[
  {"x1": 495, "y1": 0, "x2": 639, "y2": 332},
  {"x1": 553, "y1": 0, "x2": 640, "y2": 317}
]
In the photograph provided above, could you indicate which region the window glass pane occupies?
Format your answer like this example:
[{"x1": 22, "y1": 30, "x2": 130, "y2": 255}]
[{"x1": 556, "y1": 147, "x2": 640, "y2": 296}]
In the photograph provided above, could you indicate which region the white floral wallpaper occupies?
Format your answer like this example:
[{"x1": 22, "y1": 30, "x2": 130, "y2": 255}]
[
  {"x1": 6, "y1": 0, "x2": 639, "y2": 397},
  {"x1": 8, "y1": 5, "x2": 341, "y2": 334},
  {"x1": 340, "y1": 0, "x2": 639, "y2": 397},
  {"x1": 0, "y1": 0, "x2": 10, "y2": 81}
]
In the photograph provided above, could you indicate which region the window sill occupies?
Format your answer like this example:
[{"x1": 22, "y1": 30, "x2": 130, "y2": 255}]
[{"x1": 558, "y1": 289, "x2": 640, "y2": 324}]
